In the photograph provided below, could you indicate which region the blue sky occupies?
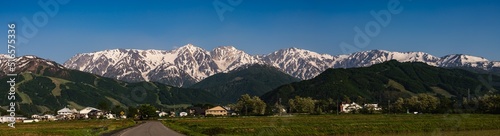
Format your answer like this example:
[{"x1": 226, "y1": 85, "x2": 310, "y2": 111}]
[{"x1": 1, "y1": 0, "x2": 499, "y2": 63}]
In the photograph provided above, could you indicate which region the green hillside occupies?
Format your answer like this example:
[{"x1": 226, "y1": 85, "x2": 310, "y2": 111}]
[
  {"x1": 190, "y1": 64, "x2": 300, "y2": 103},
  {"x1": 0, "y1": 69, "x2": 219, "y2": 115},
  {"x1": 261, "y1": 60, "x2": 500, "y2": 105}
]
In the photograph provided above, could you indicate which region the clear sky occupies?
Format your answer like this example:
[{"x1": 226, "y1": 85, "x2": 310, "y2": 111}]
[{"x1": 1, "y1": 0, "x2": 499, "y2": 63}]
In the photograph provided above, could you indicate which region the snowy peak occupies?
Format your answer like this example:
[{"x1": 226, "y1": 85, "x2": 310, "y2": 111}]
[
  {"x1": 174, "y1": 44, "x2": 206, "y2": 54},
  {"x1": 211, "y1": 46, "x2": 260, "y2": 70},
  {"x1": 438, "y1": 54, "x2": 491, "y2": 68},
  {"x1": 440, "y1": 54, "x2": 489, "y2": 64},
  {"x1": 212, "y1": 46, "x2": 242, "y2": 57},
  {"x1": 0, "y1": 55, "x2": 66, "y2": 76},
  {"x1": 274, "y1": 47, "x2": 334, "y2": 58},
  {"x1": 0, "y1": 54, "x2": 10, "y2": 58},
  {"x1": 342, "y1": 50, "x2": 440, "y2": 67},
  {"x1": 263, "y1": 47, "x2": 336, "y2": 80},
  {"x1": 62, "y1": 44, "x2": 500, "y2": 87}
]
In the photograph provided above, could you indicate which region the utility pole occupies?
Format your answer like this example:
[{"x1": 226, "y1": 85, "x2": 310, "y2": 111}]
[
  {"x1": 388, "y1": 100, "x2": 391, "y2": 114},
  {"x1": 279, "y1": 98, "x2": 282, "y2": 116},
  {"x1": 336, "y1": 96, "x2": 339, "y2": 115},
  {"x1": 468, "y1": 89, "x2": 471, "y2": 101}
]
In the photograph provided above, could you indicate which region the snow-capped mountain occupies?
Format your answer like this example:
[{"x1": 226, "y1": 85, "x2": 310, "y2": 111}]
[
  {"x1": 338, "y1": 50, "x2": 441, "y2": 68},
  {"x1": 263, "y1": 47, "x2": 337, "y2": 80},
  {"x1": 64, "y1": 44, "x2": 264, "y2": 87},
  {"x1": 62, "y1": 44, "x2": 500, "y2": 87},
  {"x1": 437, "y1": 54, "x2": 494, "y2": 68},
  {"x1": 0, "y1": 55, "x2": 66, "y2": 76}
]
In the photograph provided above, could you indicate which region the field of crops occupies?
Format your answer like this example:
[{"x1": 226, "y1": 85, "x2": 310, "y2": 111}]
[
  {"x1": 162, "y1": 114, "x2": 500, "y2": 136},
  {"x1": 0, "y1": 119, "x2": 135, "y2": 136}
]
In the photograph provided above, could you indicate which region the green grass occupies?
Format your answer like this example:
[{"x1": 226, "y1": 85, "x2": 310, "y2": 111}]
[
  {"x1": 388, "y1": 79, "x2": 416, "y2": 96},
  {"x1": 48, "y1": 76, "x2": 70, "y2": 97},
  {"x1": 162, "y1": 114, "x2": 500, "y2": 136},
  {"x1": 0, "y1": 119, "x2": 136, "y2": 136},
  {"x1": 16, "y1": 91, "x2": 32, "y2": 104},
  {"x1": 430, "y1": 86, "x2": 454, "y2": 98}
]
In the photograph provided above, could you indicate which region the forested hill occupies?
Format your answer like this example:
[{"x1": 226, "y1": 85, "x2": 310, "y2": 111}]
[
  {"x1": 190, "y1": 64, "x2": 300, "y2": 103},
  {"x1": 261, "y1": 60, "x2": 500, "y2": 105}
]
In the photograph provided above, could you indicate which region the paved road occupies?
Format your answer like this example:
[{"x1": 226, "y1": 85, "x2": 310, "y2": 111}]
[{"x1": 114, "y1": 121, "x2": 185, "y2": 136}]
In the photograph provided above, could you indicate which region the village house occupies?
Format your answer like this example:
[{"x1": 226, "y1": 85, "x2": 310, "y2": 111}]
[
  {"x1": 15, "y1": 117, "x2": 27, "y2": 123},
  {"x1": 179, "y1": 112, "x2": 188, "y2": 117},
  {"x1": 205, "y1": 106, "x2": 228, "y2": 116},
  {"x1": 169, "y1": 111, "x2": 176, "y2": 117},
  {"x1": 0, "y1": 116, "x2": 14, "y2": 123},
  {"x1": 341, "y1": 102, "x2": 363, "y2": 113},
  {"x1": 105, "y1": 113, "x2": 116, "y2": 119},
  {"x1": 158, "y1": 111, "x2": 168, "y2": 117},
  {"x1": 42, "y1": 114, "x2": 56, "y2": 121},
  {"x1": 79, "y1": 107, "x2": 103, "y2": 119},
  {"x1": 340, "y1": 102, "x2": 383, "y2": 113},
  {"x1": 57, "y1": 107, "x2": 78, "y2": 115},
  {"x1": 364, "y1": 103, "x2": 382, "y2": 111},
  {"x1": 31, "y1": 114, "x2": 41, "y2": 119},
  {"x1": 57, "y1": 107, "x2": 78, "y2": 120}
]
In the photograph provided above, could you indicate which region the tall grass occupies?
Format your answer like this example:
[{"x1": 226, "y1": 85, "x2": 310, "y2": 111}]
[
  {"x1": 0, "y1": 119, "x2": 135, "y2": 136},
  {"x1": 162, "y1": 114, "x2": 500, "y2": 136}
]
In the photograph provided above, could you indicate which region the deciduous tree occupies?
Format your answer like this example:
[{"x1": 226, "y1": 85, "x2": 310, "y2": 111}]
[
  {"x1": 235, "y1": 94, "x2": 266, "y2": 115},
  {"x1": 137, "y1": 104, "x2": 158, "y2": 119},
  {"x1": 289, "y1": 96, "x2": 316, "y2": 114}
]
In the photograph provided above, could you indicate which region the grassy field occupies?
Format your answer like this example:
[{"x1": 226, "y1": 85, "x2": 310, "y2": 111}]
[
  {"x1": 0, "y1": 119, "x2": 136, "y2": 136},
  {"x1": 162, "y1": 114, "x2": 500, "y2": 136}
]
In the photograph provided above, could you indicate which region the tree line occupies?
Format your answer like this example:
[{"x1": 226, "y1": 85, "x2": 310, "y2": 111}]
[
  {"x1": 89, "y1": 93, "x2": 500, "y2": 119},
  {"x1": 385, "y1": 93, "x2": 500, "y2": 114},
  {"x1": 233, "y1": 93, "x2": 500, "y2": 115}
]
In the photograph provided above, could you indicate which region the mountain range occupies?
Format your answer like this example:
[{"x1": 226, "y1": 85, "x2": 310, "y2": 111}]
[
  {"x1": 62, "y1": 44, "x2": 500, "y2": 87},
  {"x1": 0, "y1": 55, "x2": 220, "y2": 115},
  {"x1": 1, "y1": 50, "x2": 500, "y2": 115}
]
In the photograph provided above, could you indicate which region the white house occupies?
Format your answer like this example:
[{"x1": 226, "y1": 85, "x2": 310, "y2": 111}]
[
  {"x1": 105, "y1": 114, "x2": 116, "y2": 119},
  {"x1": 57, "y1": 107, "x2": 77, "y2": 115},
  {"x1": 363, "y1": 104, "x2": 382, "y2": 111},
  {"x1": 341, "y1": 102, "x2": 363, "y2": 113},
  {"x1": 43, "y1": 114, "x2": 56, "y2": 121},
  {"x1": 179, "y1": 112, "x2": 188, "y2": 117},
  {"x1": 0, "y1": 116, "x2": 14, "y2": 123},
  {"x1": 158, "y1": 112, "x2": 168, "y2": 117},
  {"x1": 14, "y1": 117, "x2": 27, "y2": 122},
  {"x1": 169, "y1": 111, "x2": 176, "y2": 117},
  {"x1": 79, "y1": 107, "x2": 100, "y2": 115},
  {"x1": 31, "y1": 114, "x2": 41, "y2": 119},
  {"x1": 79, "y1": 107, "x2": 103, "y2": 118}
]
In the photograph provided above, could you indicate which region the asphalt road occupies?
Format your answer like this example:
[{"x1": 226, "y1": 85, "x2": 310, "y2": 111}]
[{"x1": 114, "y1": 121, "x2": 185, "y2": 136}]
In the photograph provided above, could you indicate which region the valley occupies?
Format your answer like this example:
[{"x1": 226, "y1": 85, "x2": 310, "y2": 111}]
[{"x1": 0, "y1": 49, "x2": 499, "y2": 136}]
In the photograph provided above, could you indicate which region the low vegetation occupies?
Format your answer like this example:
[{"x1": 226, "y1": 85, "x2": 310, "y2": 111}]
[
  {"x1": 163, "y1": 114, "x2": 500, "y2": 136},
  {"x1": 0, "y1": 119, "x2": 136, "y2": 136}
]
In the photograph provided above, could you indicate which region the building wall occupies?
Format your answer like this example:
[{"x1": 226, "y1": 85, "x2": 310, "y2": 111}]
[{"x1": 206, "y1": 110, "x2": 227, "y2": 116}]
